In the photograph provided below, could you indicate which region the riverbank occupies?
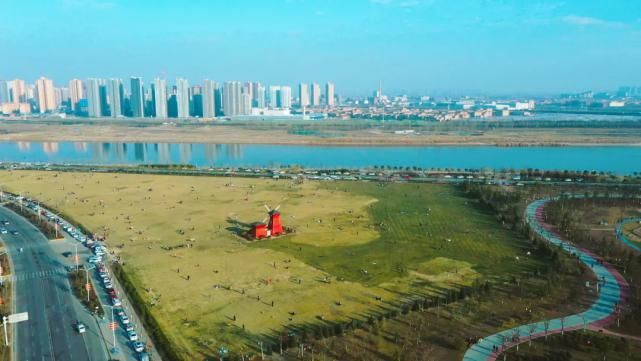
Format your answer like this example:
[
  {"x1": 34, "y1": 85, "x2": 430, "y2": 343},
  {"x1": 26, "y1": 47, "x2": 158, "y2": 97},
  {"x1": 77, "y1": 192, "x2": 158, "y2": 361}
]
[{"x1": 1, "y1": 122, "x2": 641, "y2": 146}]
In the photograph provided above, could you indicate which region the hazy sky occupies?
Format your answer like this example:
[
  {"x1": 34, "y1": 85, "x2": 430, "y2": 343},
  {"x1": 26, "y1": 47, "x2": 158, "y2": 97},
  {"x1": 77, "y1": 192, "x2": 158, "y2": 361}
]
[{"x1": 2, "y1": 0, "x2": 641, "y2": 95}]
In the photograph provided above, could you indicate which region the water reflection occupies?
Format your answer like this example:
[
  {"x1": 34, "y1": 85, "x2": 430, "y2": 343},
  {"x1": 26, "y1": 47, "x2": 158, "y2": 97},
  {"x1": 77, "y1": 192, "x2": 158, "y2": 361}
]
[
  {"x1": 17, "y1": 141, "x2": 31, "y2": 152},
  {"x1": 0, "y1": 141, "x2": 638, "y2": 174},
  {"x1": 42, "y1": 142, "x2": 59, "y2": 155}
]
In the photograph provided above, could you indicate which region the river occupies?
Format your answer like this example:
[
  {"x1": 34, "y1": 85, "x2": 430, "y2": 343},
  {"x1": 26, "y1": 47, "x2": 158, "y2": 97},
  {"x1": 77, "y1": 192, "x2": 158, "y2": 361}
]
[{"x1": 0, "y1": 141, "x2": 639, "y2": 174}]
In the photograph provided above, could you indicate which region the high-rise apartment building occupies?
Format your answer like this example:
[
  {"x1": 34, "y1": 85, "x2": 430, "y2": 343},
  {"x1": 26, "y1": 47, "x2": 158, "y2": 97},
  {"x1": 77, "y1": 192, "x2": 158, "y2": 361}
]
[
  {"x1": 68, "y1": 79, "x2": 84, "y2": 111},
  {"x1": 10, "y1": 79, "x2": 26, "y2": 103},
  {"x1": 326, "y1": 82, "x2": 335, "y2": 107},
  {"x1": 223, "y1": 81, "x2": 249, "y2": 117},
  {"x1": 176, "y1": 78, "x2": 190, "y2": 118},
  {"x1": 203, "y1": 80, "x2": 217, "y2": 118},
  {"x1": 54, "y1": 87, "x2": 69, "y2": 108},
  {"x1": 280, "y1": 86, "x2": 292, "y2": 109},
  {"x1": 153, "y1": 78, "x2": 168, "y2": 118},
  {"x1": 35, "y1": 77, "x2": 56, "y2": 113},
  {"x1": 86, "y1": 78, "x2": 103, "y2": 117},
  {"x1": 108, "y1": 78, "x2": 123, "y2": 117},
  {"x1": 311, "y1": 82, "x2": 321, "y2": 106},
  {"x1": 268, "y1": 86, "x2": 280, "y2": 108},
  {"x1": 299, "y1": 83, "x2": 309, "y2": 108},
  {"x1": 130, "y1": 77, "x2": 144, "y2": 118},
  {"x1": 0, "y1": 81, "x2": 10, "y2": 104}
]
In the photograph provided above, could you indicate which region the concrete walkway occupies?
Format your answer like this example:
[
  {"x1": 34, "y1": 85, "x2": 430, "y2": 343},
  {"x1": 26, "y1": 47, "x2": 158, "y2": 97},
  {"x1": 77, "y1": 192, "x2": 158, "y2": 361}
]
[
  {"x1": 615, "y1": 218, "x2": 641, "y2": 252},
  {"x1": 463, "y1": 196, "x2": 630, "y2": 361}
]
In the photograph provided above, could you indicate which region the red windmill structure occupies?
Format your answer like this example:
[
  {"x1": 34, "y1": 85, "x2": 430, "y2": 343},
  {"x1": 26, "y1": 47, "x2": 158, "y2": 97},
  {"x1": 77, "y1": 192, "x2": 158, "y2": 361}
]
[
  {"x1": 249, "y1": 204, "x2": 285, "y2": 240},
  {"x1": 265, "y1": 204, "x2": 284, "y2": 237}
]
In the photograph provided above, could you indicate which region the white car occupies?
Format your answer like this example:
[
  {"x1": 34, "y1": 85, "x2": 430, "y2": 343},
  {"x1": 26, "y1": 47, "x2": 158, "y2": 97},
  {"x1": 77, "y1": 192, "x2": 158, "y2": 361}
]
[
  {"x1": 104, "y1": 281, "x2": 113, "y2": 289},
  {"x1": 76, "y1": 321, "x2": 86, "y2": 334},
  {"x1": 133, "y1": 341, "x2": 145, "y2": 352},
  {"x1": 111, "y1": 298, "x2": 122, "y2": 307},
  {"x1": 0, "y1": 229, "x2": 7, "y2": 235},
  {"x1": 127, "y1": 330, "x2": 138, "y2": 341},
  {"x1": 121, "y1": 314, "x2": 130, "y2": 325},
  {"x1": 125, "y1": 324, "x2": 135, "y2": 332}
]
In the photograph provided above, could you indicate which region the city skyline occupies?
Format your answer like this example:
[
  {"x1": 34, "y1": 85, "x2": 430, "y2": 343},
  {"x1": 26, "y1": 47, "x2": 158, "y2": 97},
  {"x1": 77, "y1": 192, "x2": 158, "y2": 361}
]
[{"x1": 2, "y1": 1, "x2": 641, "y2": 95}]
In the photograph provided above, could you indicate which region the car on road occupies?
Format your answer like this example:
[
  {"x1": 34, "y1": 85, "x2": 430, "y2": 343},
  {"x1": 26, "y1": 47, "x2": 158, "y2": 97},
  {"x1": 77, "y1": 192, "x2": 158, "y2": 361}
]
[
  {"x1": 88, "y1": 256, "x2": 101, "y2": 263},
  {"x1": 10, "y1": 230, "x2": 18, "y2": 235},
  {"x1": 132, "y1": 341, "x2": 145, "y2": 352},
  {"x1": 120, "y1": 314, "x2": 130, "y2": 325},
  {"x1": 138, "y1": 352, "x2": 150, "y2": 361},
  {"x1": 127, "y1": 330, "x2": 138, "y2": 341},
  {"x1": 1, "y1": 220, "x2": 8, "y2": 225},
  {"x1": 125, "y1": 324, "x2": 134, "y2": 332},
  {"x1": 75, "y1": 321, "x2": 86, "y2": 334},
  {"x1": 104, "y1": 281, "x2": 113, "y2": 289},
  {"x1": 111, "y1": 298, "x2": 122, "y2": 307}
]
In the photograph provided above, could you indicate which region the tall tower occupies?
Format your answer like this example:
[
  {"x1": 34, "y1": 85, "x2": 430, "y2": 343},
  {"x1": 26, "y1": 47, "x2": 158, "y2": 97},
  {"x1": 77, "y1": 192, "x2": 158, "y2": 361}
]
[
  {"x1": 223, "y1": 81, "x2": 243, "y2": 116},
  {"x1": 310, "y1": 83, "x2": 321, "y2": 106},
  {"x1": 86, "y1": 78, "x2": 103, "y2": 117},
  {"x1": 10, "y1": 79, "x2": 26, "y2": 103},
  {"x1": 176, "y1": 78, "x2": 190, "y2": 118},
  {"x1": 298, "y1": 83, "x2": 309, "y2": 108},
  {"x1": 203, "y1": 79, "x2": 217, "y2": 118},
  {"x1": 326, "y1": 82, "x2": 335, "y2": 108},
  {"x1": 108, "y1": 78, "x2": 123, "y2": 117},
  {"x1": 280, "y1": 86, "x2": 292, "y2": 109},
  {"x1": 68, "y1": 79, "x2": 84, "y2": 111},
  {"x1": 153, "y1": 78, "x2": 168, "y2": 118},
  {"x1": 35, "y1": 77, "x2": 56, "y2": 113},
  {"x1": 130, "y1": 77, "x2": 144, "y2": 118}
]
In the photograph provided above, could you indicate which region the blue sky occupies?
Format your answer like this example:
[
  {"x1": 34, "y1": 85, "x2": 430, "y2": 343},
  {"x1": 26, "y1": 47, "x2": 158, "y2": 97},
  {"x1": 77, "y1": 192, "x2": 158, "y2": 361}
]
[{"x1": 1, "y1": 0, "x2": 640, "y2": 95}]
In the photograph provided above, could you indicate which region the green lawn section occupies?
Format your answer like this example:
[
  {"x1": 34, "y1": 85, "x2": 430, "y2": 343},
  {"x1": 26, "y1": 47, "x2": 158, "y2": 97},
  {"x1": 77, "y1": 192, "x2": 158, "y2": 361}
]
[{"x1": 255, "y1": 182, "x2": 536, "y2": 287}]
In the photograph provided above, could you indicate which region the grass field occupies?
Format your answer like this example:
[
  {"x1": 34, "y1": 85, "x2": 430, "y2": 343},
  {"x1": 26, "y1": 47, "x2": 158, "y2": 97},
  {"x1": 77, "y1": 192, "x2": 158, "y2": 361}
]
[{"x1": 0, "y1": 170, "x2": 541, "y2": 358}]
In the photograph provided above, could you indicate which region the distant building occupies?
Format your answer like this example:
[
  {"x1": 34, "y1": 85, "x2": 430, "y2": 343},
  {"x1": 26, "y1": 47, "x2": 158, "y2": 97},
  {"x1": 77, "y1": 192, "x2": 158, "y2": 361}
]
[
  {"x1": 311, "y1": 83, "x2": 321, "y2": 106},
  {"x1": 108, "y1": 78, "x2": 123, "y2": 117},
  {"x1": 0, "y1": 80, "x2": 10, "y2": 104},
  {"x1": 326, "y1": 82, "x2": 335, "y2": 107},
  {"x1": 86, "y1": 78, "x2": 103, "y2": 117},
  {"x1": 35, "y1": 77, "x2": 56, "y2": 113},
  {"x1": 268, "y1": 86, "x2": 280, "y2": 108},
  {"x1": 299, "y1": 83, "x2": 309, "y2": 108},
  {"x1": 280, "y1": 86, "x2": 292, "y2": 109},
  {"x1": 68, "y1": 79, "x2": 84, "y2": 111},
  {"x1": 130, "y1": 77, "x2": 144, "y2": 118},
  {"x1": 203, "y1": 80, "x2": 217, "y2": 118},
  {"x1": 176, "y1": 78, "x2": 190, "y2": 118},
  {"x1": 10, "y1": 79, "x2": 26, "y2": 103},
  {"x1": 223, "y1": 81, "x2": 244, "y2": 116},
  {"x1": 153, "y1": 78, "x2": 168, "y2": 118},
  {"x1": 190, "y1": 85, "x2": 203, "y2": 117}
]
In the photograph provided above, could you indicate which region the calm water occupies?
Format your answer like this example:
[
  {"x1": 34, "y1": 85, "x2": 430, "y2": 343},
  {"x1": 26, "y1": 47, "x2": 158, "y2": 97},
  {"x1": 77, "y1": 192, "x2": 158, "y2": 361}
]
[{"x1": 0, "y1": 141, "x2": 639, "y2": 174}]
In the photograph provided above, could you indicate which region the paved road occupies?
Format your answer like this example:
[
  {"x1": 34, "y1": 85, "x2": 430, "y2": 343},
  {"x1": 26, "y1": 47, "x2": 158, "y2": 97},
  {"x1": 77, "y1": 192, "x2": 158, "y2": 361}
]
[
  {"x1": 0, "y1": 206, "x2": 108, "y2": 361},
  {"x1": 615, "y1": 218, "x2": 641, "y2": 252},
  {"x1": 463, "y1": 196, "x2": 629, "y2": 361}
]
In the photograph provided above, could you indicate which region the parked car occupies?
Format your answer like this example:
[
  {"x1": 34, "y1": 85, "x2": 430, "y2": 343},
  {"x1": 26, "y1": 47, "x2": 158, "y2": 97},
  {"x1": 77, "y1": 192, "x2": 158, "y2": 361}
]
[
  {"x1": 121, "y1": 314, "x2": 130, "y2": 325},
  {"x1": 111, "y1": 298, "x2": 122, "y2": 307},
  {"x1": 132, "y1": 341, "x2": 145, "y2": 352},
  {"x1": 127, "y1": 330, "x2": 138, "y2": 341}
]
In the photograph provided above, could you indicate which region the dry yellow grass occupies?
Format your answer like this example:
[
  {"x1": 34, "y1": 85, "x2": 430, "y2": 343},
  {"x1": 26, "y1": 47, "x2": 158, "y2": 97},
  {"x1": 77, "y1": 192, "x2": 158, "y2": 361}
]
[{"x1": 0, "y1": 170, "x2": 523, "y2": 358}]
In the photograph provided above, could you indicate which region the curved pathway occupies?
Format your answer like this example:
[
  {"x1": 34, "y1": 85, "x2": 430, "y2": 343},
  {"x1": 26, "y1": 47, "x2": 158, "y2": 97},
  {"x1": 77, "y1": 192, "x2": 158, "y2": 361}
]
[
  {"x1": 615, "y1": 218, "x2": 641, "y2": 252},
  {"x1": 463, "y1": 196, "x2": 630, "y2": 361}
]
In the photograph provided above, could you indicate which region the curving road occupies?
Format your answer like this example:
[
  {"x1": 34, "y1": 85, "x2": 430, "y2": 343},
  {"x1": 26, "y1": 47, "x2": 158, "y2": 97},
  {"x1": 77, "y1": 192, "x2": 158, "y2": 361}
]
[
  {"x1": 463, "y1": 196, "x2": 629, "y2": 361},
  {"x1": 615, "y1": 218, "x2": 641, "y2": 252},
  {"x1": 0, "y1": 206, "x2": 108, "y2": 361}
]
